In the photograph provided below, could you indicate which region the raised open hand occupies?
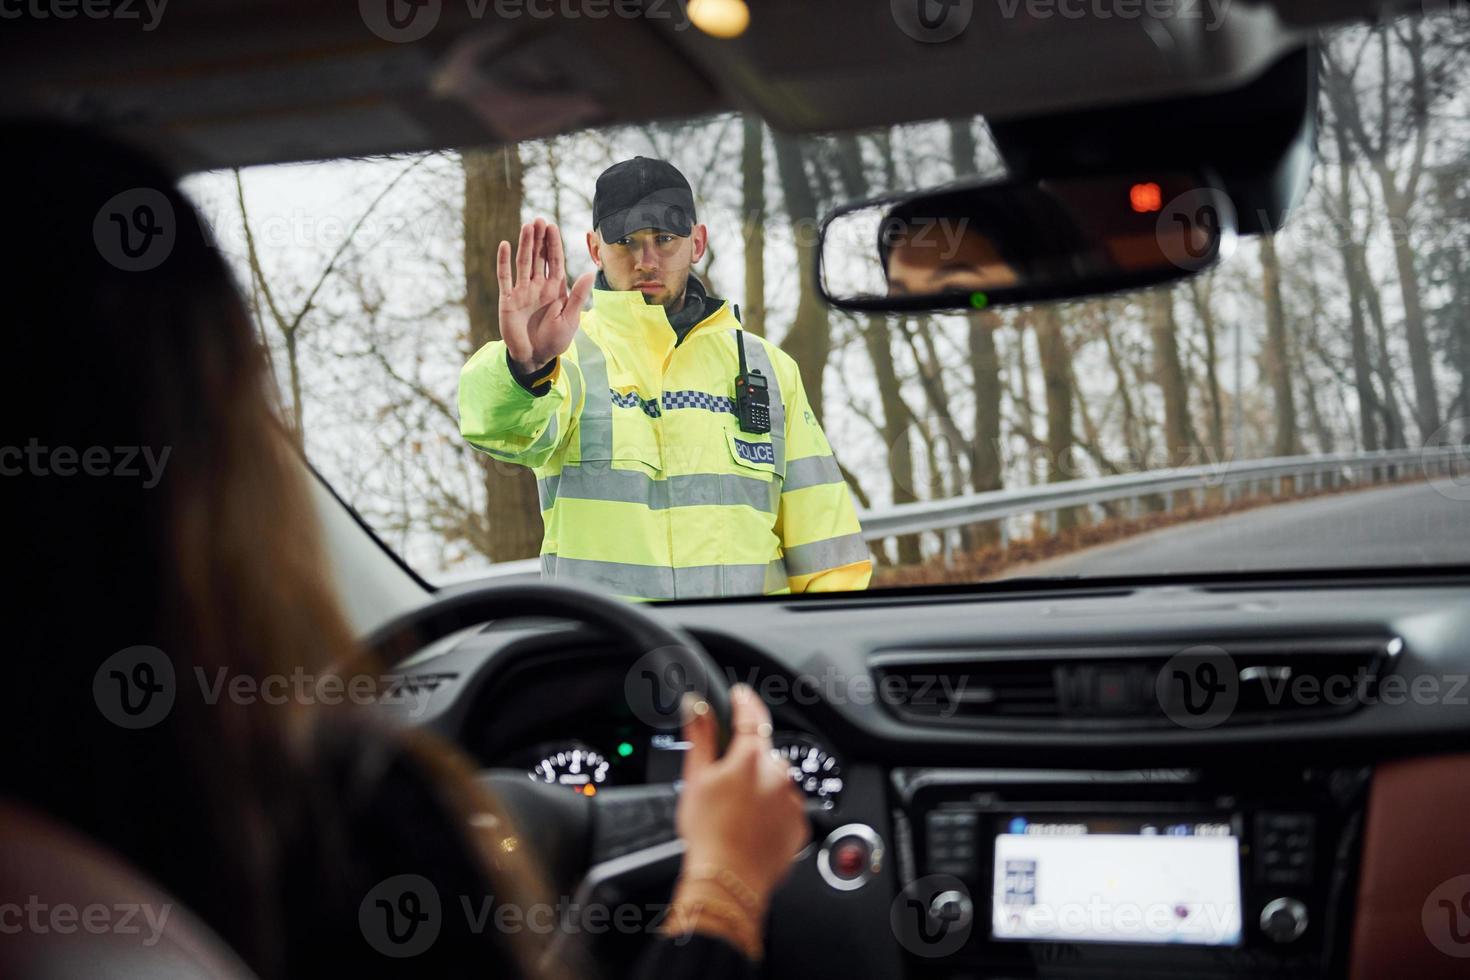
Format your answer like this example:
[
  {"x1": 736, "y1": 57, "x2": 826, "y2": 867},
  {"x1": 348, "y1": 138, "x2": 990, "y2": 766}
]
[{"x1": 498, "y1": 218, "x2": 595, "y2": 375}]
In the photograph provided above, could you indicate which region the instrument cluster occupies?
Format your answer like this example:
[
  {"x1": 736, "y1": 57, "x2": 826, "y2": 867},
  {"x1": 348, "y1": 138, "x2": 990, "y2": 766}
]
[{"x1": 513, "y1": 730, "x2": 844, "y2": 808}]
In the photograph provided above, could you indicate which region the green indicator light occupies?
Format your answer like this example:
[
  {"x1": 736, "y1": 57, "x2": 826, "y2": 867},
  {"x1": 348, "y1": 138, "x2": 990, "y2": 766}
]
[
  {"x1": 617, "y1": 742, "x2": 634, "y2": 758},
  {"x1": 969, "y1": 291, "x2": 989, "y2": 310}
]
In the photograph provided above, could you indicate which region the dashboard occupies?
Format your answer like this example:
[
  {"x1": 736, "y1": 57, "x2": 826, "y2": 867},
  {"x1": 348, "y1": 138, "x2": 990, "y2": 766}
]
[
  {"x1": 490, "y1": 697, "x2": 845, "y2": 810},
  {"x1": 383, "y1": 574, "x2": 1470, "y2": 979}
]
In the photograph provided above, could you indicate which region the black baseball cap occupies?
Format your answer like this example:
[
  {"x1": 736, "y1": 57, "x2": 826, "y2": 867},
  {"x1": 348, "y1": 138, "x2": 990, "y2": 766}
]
[{"x1": 593, "y1": 157, "x2": 696, "y2": 241}]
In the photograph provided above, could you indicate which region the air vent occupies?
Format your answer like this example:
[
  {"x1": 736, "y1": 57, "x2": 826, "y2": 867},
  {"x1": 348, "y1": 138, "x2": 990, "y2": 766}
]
[
  {"x1": 379, "y1": 672, "x2": 458, "y2": 702},
  {"x1": 871, "y1": 637, "x2": 1401, "y2": 730},
  {"x1": 881, "y1": 661, "x2": 1063, "y2": 722}
]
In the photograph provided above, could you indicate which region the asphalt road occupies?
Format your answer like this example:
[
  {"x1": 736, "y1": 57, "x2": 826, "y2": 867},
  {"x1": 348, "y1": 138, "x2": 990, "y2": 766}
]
[{"x1": 1003, "y1": 482, "x2": 1470, "y2": 578}]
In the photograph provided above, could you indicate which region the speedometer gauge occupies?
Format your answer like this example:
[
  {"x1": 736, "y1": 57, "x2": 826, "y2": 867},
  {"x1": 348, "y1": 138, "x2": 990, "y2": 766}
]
[
  {"x1": 529, "y1": 745, "x2": 610, "y2": 796},
  {"x1": 771, "y1": 734, "x2": 844, "y2": 809}
]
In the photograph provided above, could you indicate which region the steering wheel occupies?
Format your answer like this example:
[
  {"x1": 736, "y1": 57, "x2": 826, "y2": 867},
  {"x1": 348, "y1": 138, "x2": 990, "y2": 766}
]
[{"x1": 363, "y1": 581, "x2": 735, "y2": 915}]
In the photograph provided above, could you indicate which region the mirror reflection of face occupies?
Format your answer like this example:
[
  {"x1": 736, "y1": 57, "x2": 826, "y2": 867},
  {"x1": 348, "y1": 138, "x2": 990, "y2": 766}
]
[
  {"x1": 885, "y1": 223, "x2": 1021, "y2": 297},
  {"x1": 587, "y1": 225, "x2": 708, "y2": 310}
]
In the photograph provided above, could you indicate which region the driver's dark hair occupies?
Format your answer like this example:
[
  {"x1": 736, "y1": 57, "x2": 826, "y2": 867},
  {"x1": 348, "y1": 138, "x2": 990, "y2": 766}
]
[
  {"x1": 877, "y1": 186, "x2": 1032, "y2": 274},
  {"x1": 877, "y1": 181, "x2": 1094, "y2": 283},
  {"x1": 0, "y1": 120, "x2": 567, "y2": 980}
]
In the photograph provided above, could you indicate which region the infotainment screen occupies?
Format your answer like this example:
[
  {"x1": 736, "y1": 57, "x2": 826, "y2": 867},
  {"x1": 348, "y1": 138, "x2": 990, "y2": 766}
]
[{"x1": 990, "y1": 815, "x2": 1243, "y2": 947}]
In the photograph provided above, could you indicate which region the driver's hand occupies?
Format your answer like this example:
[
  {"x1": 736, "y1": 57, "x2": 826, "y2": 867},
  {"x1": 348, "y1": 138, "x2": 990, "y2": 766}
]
[{"x1": 675, "y1": 684, "x2": 809, "y2": 912}]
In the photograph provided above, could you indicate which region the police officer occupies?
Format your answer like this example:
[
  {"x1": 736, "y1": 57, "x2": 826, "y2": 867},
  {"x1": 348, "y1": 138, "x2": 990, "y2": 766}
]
[{"x1": 459, "y1": 157, "x2": 870, "y2": 600}]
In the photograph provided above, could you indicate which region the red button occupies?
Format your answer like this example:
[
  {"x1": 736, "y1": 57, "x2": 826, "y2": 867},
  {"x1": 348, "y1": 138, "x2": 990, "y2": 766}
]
[{"x1": 832, "y1": 839, "x2": 869, "y2": 878}]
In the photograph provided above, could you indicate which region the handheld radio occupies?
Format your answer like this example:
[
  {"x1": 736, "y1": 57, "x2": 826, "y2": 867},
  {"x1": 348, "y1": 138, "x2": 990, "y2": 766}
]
[{"x1": 734, "y1": 328, "x2": 770, "y2": 434}]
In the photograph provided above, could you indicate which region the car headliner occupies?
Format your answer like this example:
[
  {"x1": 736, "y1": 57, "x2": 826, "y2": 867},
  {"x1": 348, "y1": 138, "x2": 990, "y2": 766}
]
[{"x1": 0, "y1": 0, "x2": 1423, "y2": 173}]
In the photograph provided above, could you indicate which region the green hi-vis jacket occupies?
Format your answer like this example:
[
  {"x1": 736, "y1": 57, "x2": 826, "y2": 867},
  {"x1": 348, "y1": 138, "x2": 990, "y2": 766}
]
[{"x1": 458, "y1": 288, "x2": 872, "y2": 601}]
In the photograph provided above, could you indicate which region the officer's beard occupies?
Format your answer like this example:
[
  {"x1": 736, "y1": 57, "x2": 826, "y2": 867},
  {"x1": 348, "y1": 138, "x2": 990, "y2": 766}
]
[
  {"x1": 630, "y1": 272, "x2": 687, "y2": 313},
  {"x1": 602, "y1": 264, "x2": 689, "y2": 312}
]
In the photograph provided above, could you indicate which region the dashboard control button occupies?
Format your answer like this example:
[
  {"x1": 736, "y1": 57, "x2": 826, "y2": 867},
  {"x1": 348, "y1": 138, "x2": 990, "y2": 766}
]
[
  {"x1": 1259, "y1": 897, "x2": 1309, "y2": 943},
  {"x1": 832, "y1": 840, "x2": 869, "y2": 878},
  {"x1": 1256, "y1": 812, "x2": 1315, "y2": 887},
  {"x1": 926, "y1": 810, "x2": 978, "y2": 876},
  {"x1": 818, "y1": 824, "x2": 884, "y2": 891}
]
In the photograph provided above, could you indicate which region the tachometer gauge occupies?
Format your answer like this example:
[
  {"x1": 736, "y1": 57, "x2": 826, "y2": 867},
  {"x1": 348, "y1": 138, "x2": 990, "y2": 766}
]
[
  {"x1": 529, "y1": 745, "x2": 610, "y2": 796},
  {"x1": 771, "y1": 734, "x2": 844, "y2": 809}
]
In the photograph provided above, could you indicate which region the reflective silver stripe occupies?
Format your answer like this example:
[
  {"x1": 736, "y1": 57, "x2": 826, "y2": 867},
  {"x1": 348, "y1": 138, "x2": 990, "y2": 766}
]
[
  {"x1": 573, "y1": 333, "x2": 613, "y2": 460},
  {"x1": 736, "y1": 332, "x2": 786, "y2": 476},
  {"x1": 526, "y1": 411, "x2": 559, "y2": 457},
  {"x1": 540, "y1": 334, "x2": 778, "y2": 513},
  {"x1": 542, "y1": 554, "x2": 789, "y2": 598},
  {"x1": 783, "y1": 532, "x2": 870, "y2": 577},
  {"x1": 538, "y1": 465, "x2": 776, "y2": 513},
  {"x1": 764, "y1": 556, "x2": 790, "y2": 592},
  {"x1": 566, "y1": 355, "x2": 584, "y2": 420},
  {"x1": 480, "y1": 361, "x2": 580, "y2": 478},
  {"x1": 470, "y1": 443, "x2": 519, "y2": 461},
  {"x1": 783, "y1": 454, "x2": 843, "y2": 491},
  {"x1": 537, "y1": 473, "x2": 559, "y2": 510}
]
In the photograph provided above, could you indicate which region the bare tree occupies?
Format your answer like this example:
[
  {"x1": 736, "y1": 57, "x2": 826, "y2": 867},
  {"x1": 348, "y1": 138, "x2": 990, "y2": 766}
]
[
  {"x1": 1149, "y1": 288, "x2": 1196, "y2": 465},
  {"x1": 1033, "y1": 305, "x2": 1077, "y2": 528},
  {"x1": 464, "y1": 146, "x2": 542, "y2": 561},
  {"x1": 949, "y1": 115, "x2": 1006, "y2": 543},
  {"x1": 1321, "y1": 112, "x2": 1384, "y2": 451},
  {"x1": 1324, "y1": 26, "x2": 1444, "y2": 439},
  {"x1": 1187, "y1": 275, "x2": 1227, "y2": 459},
  {"x1": 234, "y1": 158, "x2": 425, "y2": 446},
  {"x1": 772, "y1": 132, "x2": 833, "y2": 422},
  {"x1": 1258, "y1": 234, "x2": 1300, "y2": 456},
  {"x1": 741, "y1": 115, "x2": 767, "y2": 336}
]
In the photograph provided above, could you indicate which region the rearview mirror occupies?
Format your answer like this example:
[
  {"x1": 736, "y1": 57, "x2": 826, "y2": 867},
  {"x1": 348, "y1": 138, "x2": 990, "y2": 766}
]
[{"x1": 817, "y1": 172, "x2": 1235, "y2": 313}]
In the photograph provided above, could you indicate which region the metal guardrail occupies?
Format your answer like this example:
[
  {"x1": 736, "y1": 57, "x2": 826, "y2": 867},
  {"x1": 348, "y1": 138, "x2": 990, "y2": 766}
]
[
  {"x1": 857, "y1": 446, "x2": 1467, "y2": 542},
  {"x1": 438, "y1": 447, "x2": 1465, "y2": 586}
]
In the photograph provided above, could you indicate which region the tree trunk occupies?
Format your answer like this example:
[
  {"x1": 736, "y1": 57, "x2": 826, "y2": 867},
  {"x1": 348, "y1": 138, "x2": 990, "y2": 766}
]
[
  {"x1": 1325, "y1": 27, "x2": 1440, "y2": 440},
  {"x1": 1288, "y1": 291, "x2": 1336, "y2": 455},
  {"x1": 916, "y1": 322, "x2": 969, "y2": 495},
  {"x1": 740, "y1": 115, "x2": 767, "y2": 337},
  {"x1": 1188, "y1": 278, "x2": 1226, "y2": 460},
  {"x1": 1033, "y1": 306, "x2": 1076, "y2": 529},
  {"x1": 969, "y1": 314, "x2": 1004, "y2": 544},
  {"x1": 1013, "y1": 313, "x2": 1041, "y2": 484},
  {"x1": 772, "y1": 132, "x2": 832, "y2": 422},
  {"x1": 1067, "y1": 357, "x2": 1120, "y2": 477},
  {"x1": 861, "y1": 314, "x2": 922, "y2": 564},
  {"x1": 1100, "y1": 315, "x2": 1142, "y2": 466},
  {"x1": 1259, "y1": 234, "x2": 1300, "y2": 456},
  {"x1": 1380, "y1": 177, "x2": 1441, "y2": 439},
  {"x1": 1448, "y1": 247, "x2": 1470, "y2": 422},
  {"x1": 1377, "y1": 24, "x2": 1439, "y2": 439},
  {"x1": 896, "y1": 322, "x2": 965, "y2": 499},
  {"x1": 1329, "y1": 134, "x2": 1381, "y2": 452},
  {"x1": 464, "y1": 146, "x2": 542, "y2": 561},
  {"x1": 952, "y1": 116, "x2": 1003, "y2": 545},
  {"x1": 1356, "y1": 246, "x2": 1408, "y2": 449},
  {"x1": 1149, "y1": 289, "x2": 1193, "y2": 467}
]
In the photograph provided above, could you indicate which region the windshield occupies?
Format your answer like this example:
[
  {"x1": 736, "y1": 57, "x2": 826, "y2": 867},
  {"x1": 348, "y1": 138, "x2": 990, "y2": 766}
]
[{"x1": 183, "y1": 14, "x2": 1469, "y2": 596}]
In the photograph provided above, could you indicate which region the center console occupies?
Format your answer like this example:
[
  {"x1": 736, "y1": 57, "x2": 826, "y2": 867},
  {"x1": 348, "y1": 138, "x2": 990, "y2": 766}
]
[{"x1": 889, "y1": 766, "x2": 1370, "y2": 978}]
